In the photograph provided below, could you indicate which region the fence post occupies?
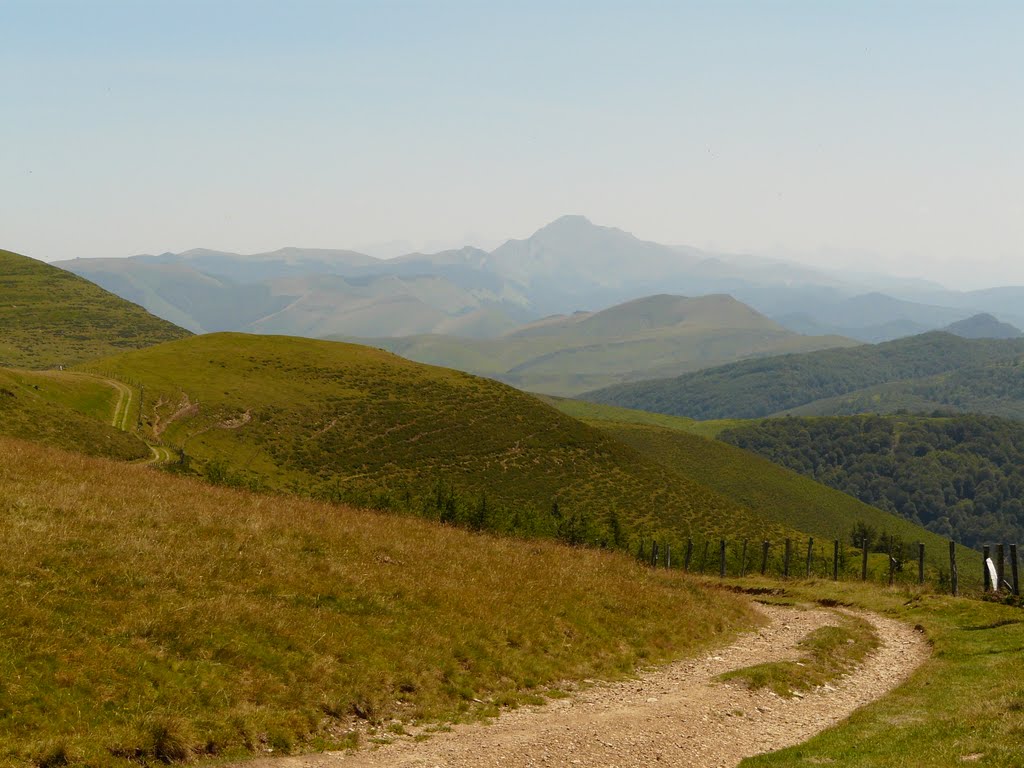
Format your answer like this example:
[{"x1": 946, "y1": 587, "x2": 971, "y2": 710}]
[
  {"x1": 888, "y1": 535, "x2": 895, "y2": 587},
  {"x1": 760, "y1": 540, "x2": 770, "y2": 576},
  {"x1": 984, "y1": 545, "x2": 991, "y2": 592},
  {"x1": 861, "y1": 538, "x2": 869, "y2": 581},
  {"x1": 740, "y1": 539, "x2": 748, "y2": 578},
  {"x1": 833, "y1": 539, "x2": 840, "y2": 581},
  {"x1": 719, "y1": 539, "x2": 727, "y2": 578},
  {"x1": 684, "y1": 538, "x2": 693, "y2": 572},
  {"x1": 1012, "y1": 544, "x2": 1020, "y2": 596},
  {"x1": 918, "y1": 542, "x2": 925, "y2": 585},
  {"x1": 805, "y1": 537, "x2": 814, "y2": 578},
  {"x1": 949, "y1": 540, "x2": 958, "y2": 597},
  {"x1": 783, "y1": 538, "x2": 792, "y2": 578},
  {"x1": 665, "y1": 543, "x2": 671, "y2": 570},
  {"x1": 997, "y1": 544, "x2": 1006, "y2": 591},
  {"x1": 651, "y1": 540, "x2": 659, "y2": 569}
]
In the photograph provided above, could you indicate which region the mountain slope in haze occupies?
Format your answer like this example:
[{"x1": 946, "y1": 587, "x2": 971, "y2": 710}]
[
  {"x1": 943, "y1": 313, "x2": 1023, "y2": 340},
  {"x1": 0, "y1": 248, "x2": 190, "y2": 368},
  {"x1": 582, "y1": 332, "x2": 1024, "y2": 420},
  {"x1": 82, "y1": 333, "x2": 795, "y2": 548},
  {"x1": 52, "y1": 256, "x2": 290, "y2": 333},
  {"x1": 772, "y1": 292, "x2": 972, "y2": 343},
  {"x1": 341, "y1": 294, "x2": 855, "y2": 396}
]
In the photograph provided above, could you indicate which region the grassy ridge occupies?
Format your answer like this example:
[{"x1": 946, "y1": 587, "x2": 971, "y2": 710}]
[
  {"x1": 81, "y1": 333, "x2": 797, "y2": 547},
  {"x1": 0, "y1": 368, "x2": 148, "y2": 460},
  {"x1": 0, "y1": 249, "x2": 190, "y2": 369},
  {"x1": 0, "y1": 437, "x2": 757, "y2": 767}
]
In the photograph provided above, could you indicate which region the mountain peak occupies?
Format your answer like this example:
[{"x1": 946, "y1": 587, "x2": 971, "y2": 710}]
[
  {"x1": 540, "y1": 214, "x2": 595, "y2": 231},
  {"x1": 944, "y1": 313, "x2": 1022, "y2": 340}
]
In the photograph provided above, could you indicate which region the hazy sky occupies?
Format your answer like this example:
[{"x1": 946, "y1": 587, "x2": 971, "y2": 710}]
[{"x1": 3, "y1": 1, "x2": 1022, "y2": 288}]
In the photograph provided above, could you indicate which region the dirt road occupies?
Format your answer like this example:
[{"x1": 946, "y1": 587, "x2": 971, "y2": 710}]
[{"x1": 240, "y1": 603, "x2": 928, "y2": 768}]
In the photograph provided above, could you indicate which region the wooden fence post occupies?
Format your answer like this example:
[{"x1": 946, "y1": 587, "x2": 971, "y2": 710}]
[
  {"x1": 949, "y1": 540, "x2": 958, "y2": 597},
  {"x1": 861, "y1": 538, "x2": 869, "y2": 581},
  {"x1": 651, "y1": 540, "x2": 659, "y2": 569},
  {"x1": 918, "y1": 542, "x2": 925, "y2": 585},
  {"x1": 1011, "y1": 544, "x2": 1020, "y2": 596},
  {"x1": 760, "y1": 540, "x2": 770, "y2": 576},
  {"x1": 805, "y1": 537, "x2": 814, "y2": 578},
  {"x1": 740, "y1": 539, "x2": 748, "y2": 578},
  {"x1": 997, "y1": 544, "x2": 1006, "y2": 591},
  {"x1": 719, "y1": 539, "x2": 727, "y2": 578},
  {"x1": 984, "y1": 545, "x2": 991, "y2": 592},
  {"x1": 884, "y1": 536, "x2": 892, "y2": 589},
  {"x1": 833, "y1": 539, "x2": 840, "y2": 581},
  {"x1": 783, "y1": 538, "x2": 792, "y2": 578},
  {"x1": 665, "y1": 543, "x2": 671, "y2": 570},
  {"x1": 684, "y1": 538, "x2": 693, "y2": 572},
  {"x1": 888, "y1": 535, "x2": 895, "y2": 587}
]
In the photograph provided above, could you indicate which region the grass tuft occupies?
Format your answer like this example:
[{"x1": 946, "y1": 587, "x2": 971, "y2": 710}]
[{"x1": 718, "y1": 613, "x2": 878, "y2": 697}]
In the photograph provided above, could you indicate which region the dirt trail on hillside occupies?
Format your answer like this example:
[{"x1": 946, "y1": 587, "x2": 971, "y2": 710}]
[{"x1": 241, "y1": 604, "x2": 928, "y2": 768}]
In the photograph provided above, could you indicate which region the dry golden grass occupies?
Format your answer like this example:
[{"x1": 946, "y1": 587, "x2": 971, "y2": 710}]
[{"x1": 0, "y1": 437, "x2": 757, "y2": 767}]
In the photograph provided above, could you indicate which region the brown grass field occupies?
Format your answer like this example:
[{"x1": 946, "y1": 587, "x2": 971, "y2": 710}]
[{"x1": 0, "y1": 436, "x2": 757, "y2": 767}]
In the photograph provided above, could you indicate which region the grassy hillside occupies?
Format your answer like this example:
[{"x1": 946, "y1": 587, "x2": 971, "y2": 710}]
[
  {"x1": 582, "y1": 331, "x2": 1024, "y2": 420},
  {"x1": 343, "y1": 294, "x2": 855, "y2": 396},
  {"x1": 0, "y1": 249, "x2": 190, "y2": 368},
  {"x1": 741, "y1": 580, "x2": 1024, "y2": 767},
  {"x1": 721, "y1": 414, "x2": 1024, "y2": 548},
  {"x1": 0, "y1": 436, "x2": 757, "y2": 767},
  {"x1": 545, "y1": 399, "x2": 958, "y2": 573},
  {"x1": 0, "y1": 368, "x2": 148, "y2": 460},
  {"x1": 81, "y1": 333, "x2": 796, "y2": 549}
]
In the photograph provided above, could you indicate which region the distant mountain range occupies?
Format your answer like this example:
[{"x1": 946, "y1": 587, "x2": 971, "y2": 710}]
[{"x1": 53, "y1": 215, "x2": 1024, "y2": 345}]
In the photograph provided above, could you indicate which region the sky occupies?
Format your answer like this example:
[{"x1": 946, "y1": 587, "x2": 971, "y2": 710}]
[{"x1": 2, "y1": 1, "x2": 1023, "y2": 288}]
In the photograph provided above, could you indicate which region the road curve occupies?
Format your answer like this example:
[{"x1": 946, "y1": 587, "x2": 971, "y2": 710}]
[{"x1": 236, "y1": 603, "x2": 929, "y2": 768}]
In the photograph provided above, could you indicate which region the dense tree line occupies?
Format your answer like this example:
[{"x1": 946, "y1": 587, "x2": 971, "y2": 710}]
[
  {"x1": 721, "y1": 414, "x2": 1024, "y2": 548},
  {"x1": 584, "y1": 332, "x2": 1024, "y2": 420},
  {"x1": 793, "y1": 359, "x2": 1024, "y2": 421}
]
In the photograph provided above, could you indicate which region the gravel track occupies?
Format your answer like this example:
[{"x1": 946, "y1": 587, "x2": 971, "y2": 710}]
[{"x1": 239, "y1": 602, "x2": 929, "y2": 768}]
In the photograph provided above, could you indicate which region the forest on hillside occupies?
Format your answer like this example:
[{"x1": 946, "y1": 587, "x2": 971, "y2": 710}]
[
  {"x1": 720, "y1": 414, "x2": 1024, "y2": 548},
  {"x1": 584, "y1": 333, "x2": 1024, "y2": 420}
]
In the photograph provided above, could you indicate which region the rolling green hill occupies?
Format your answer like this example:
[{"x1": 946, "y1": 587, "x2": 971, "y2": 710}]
[
  {"x1": 0, "y1": 368, "x2": 148, "y2": 460},
  {"x1": 81, "y1": 333, "x2": 796, "y2": 549},
  {"x1": 0, "y1": 249, "x2": 190, "y2": 368},
  {"x1": 582, "y1": 331, "x2": 1024, "y2": 420},
  {"x1": 342, "y1": 294, "x2": 855, "y2": 396},
  {"x1": 545, "y1": 399, "x2": 960, "y2": 573}
]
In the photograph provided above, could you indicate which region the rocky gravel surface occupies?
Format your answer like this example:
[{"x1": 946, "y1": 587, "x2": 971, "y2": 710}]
[{"x1": 240, "y1": 602, "x2": 929, "y2": 768}]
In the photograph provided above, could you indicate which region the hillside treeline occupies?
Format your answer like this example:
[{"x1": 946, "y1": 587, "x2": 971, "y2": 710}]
[
  {"x1": 720, "y1": 414, "x2": 1024, "y2": 548},
  {"x1": 584, "y1": 332, "x2": 1024, "y2": 419}
]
